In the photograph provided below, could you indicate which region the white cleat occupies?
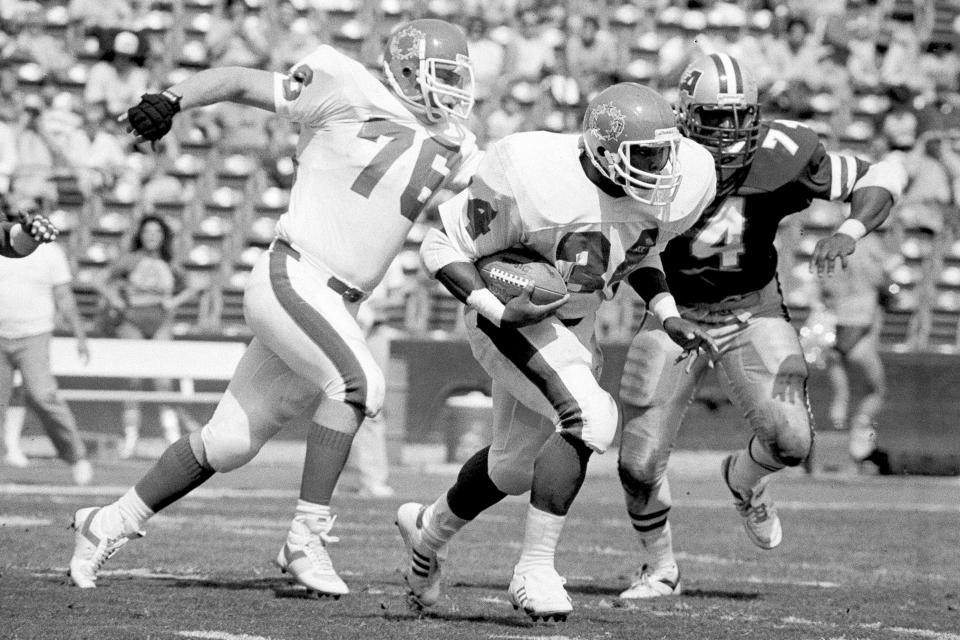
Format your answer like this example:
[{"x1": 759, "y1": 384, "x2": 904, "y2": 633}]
[
  {"x1": 508, "y1": 567, "x2": 573, "y2": 622},
  {"x1": 721, "y1": 454, "x2": 783, "y2": 550},
  {"x1": 619, "y1": 563, "x2": 682, "y2": 599},
  {"x1": 395, "y1": 502, "x2": 445, "y2": 610},
  {"x1": 275, "y1": 516, "x2": 349, "y2": 598},
  {"x1": 69, "y1": 507, "x2": 142, "y2": 588}
]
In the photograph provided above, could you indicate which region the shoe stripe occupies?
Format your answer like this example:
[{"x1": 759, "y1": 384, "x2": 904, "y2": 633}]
[
  {"x1": 286, "y1": 548, "x2": 308, "y2": 564},
  {"x1": 79, "y1": 508, "x2": 101, "y2": 547}
]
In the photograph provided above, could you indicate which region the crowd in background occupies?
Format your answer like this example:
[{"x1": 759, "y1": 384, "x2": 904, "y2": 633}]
[{"x1": 1, "y1": 0, "x2": 959, "y2": 351}]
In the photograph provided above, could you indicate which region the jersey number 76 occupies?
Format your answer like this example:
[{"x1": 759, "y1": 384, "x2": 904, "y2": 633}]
[{"x1": 350, "y1": 119, "x2": 461, "y2": 221}]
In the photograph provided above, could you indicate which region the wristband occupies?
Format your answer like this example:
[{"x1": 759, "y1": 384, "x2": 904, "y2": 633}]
[
  {"x1": 650, "y1": 293, "x2": 680, "y2": 323},
  {"x1": 161, "y1": 89, "x2": 183, "y2": 109},
  {"x1": 467, "y1": 288, "x2": 506, "y2": 327},
  {"x1": 836, "y1": 218, "x2": 866, "y2": 241}
]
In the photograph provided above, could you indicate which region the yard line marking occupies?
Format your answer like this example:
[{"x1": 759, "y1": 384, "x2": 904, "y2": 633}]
[
  {"x1": 177, "y1": 632, "x2": 280, "y2": 640},
  {"x1": 490, "y1": 636, "x2": 586, "y2": 640},
  {"x1": 0, "y1": 516, "x2": 51, "y2": 527},
  {"x1": 781, "y1": 616, "x2": 960, "y2": 640}
]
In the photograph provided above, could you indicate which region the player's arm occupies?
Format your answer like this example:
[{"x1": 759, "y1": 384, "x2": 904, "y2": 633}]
[
  {"x1": 627, "y1": 252, "x2": 718, "y2": 360},
  {"x1": 805, "y1": 145, "x2": 907, "y2": 274},
  {"x1": 420, "y1": 149, "x2": 567, "y2": 328}
]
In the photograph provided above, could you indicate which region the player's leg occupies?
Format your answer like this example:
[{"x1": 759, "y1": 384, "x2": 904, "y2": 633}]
[
  {"x1": 471, "y1": 311, "x2": 617, "y2": 620},
  {"x1": 69, "y1": 337, "x2": 317, "y2": 588},
  {"x1": 0, "y1": 341, "x2": 28, "y2": 467},
  {"x1": 248, "y1": 242, "x2": 386, "y2": 596},
  {"x1": 842, "y1": 326, "x2": 886, "y2": 463},
  {"x1": 398, "y1": 382, "x2": 551, "y2": 608},
  {"x1": 15, "y1": 333, "x2": 90, "y2": 483},
  {"x1": 617, "y1": 324, "x2": 706, "y2": 598},
  {"x1": 716, "y1": 316, "x2": 812, "y2": 549},
  {"x1": 825, "y1": 348, "x2": 850, "y2": 431},
  {"x1": 114, "y1": 321, "x2": 146, "y2": 459}
]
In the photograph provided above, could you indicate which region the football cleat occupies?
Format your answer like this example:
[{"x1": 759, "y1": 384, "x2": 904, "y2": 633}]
[
  {"x1": 4, "y1": 449, "x2": 29, "y2": 468},
  {"x1": 508, "y1": 567, "x2": 573, "y2": 622},
  {"x1": 395, "y1": 502, "x2": 445, "y2": 610},
  {"x1": 721, "y1": 454, "x2": 782, "y2": 550},
  {"x1": 275, "y1": 516, "x2": 349, "y2": 598},
  {"x1": 619, "y1": 563, "x2": 682, "y2": 599},
  {"x1": 71, "y1": 460, "x2": 93, "y2": 486},
  {"x1": 69, "y1": 507, "x2": 142, "y2": 588}
]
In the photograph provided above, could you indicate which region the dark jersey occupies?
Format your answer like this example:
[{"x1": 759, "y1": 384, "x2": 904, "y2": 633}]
[{"x1": 662, "y1": 120, "x2": 870, "y2": 304}]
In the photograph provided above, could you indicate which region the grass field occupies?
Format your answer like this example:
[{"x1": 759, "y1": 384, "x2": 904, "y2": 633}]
[{"x1": 1, "y1": 448, "x2": 958, "y2": 640}]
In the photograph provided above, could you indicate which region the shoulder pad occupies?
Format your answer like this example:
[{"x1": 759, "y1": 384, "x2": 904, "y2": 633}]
[{"x1": 740, "y1": 120, "x2": 822, "y2": 193}]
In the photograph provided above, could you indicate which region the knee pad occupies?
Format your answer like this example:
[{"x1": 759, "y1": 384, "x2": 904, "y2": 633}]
[
  {"x1": 758, "y1": 419, "x2": 812, "y2": 468},
  {"x1": 617, "y1": 452, "x2": 660, "y2": 499},
  {"x1": 201, "y1": 421, "x2": 264, "y2": 472},
  {"x1": 576, "y1": 391, "x2": 619, "y2": 454},
  {"x1": 487, "y1": 456, "x2": 534, "y2": 496}
]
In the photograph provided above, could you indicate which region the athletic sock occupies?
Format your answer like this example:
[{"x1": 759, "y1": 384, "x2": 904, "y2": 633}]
[
  {"x1": 418, "y1": 493, "x2": 468, "y2": 555},
  {"x1": 134, "y1": 435, "x2": 215, "y2": 512},
  {"x1": 95, "y1": 488, "x2": 154, "y2": 538},
  {"x1": 445, "y1": 446, "x2": 507, "y2": 521},
  {"x1": 514, "y1": 504, "x2": 564, "y2": 574},
  {"x1": 728, "y1": 436, "x2": 782, "y2": 495},
  {"x1": 639, "y1": 520, "x2": 676, "y2": 572},
  {"x1": 530, "y1": 431, "x2": 592, "y2": 516},
  {"x1": 299, "y1": 425, "x2": 355, "y2": 505}
]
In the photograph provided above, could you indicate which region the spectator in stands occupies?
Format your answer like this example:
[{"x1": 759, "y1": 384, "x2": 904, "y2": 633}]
[
  {"x1": 85, "y1": 31, "x2": 150, "y2": 118},
  {"x1": 13, "y1": 96, "x2": 58, "y2": 208},
  {"x1": 765, "y1": 16, "x2": 826, "y2": 111},
  {"x1": 207, "y1": 0, "x2": 269, "y2": 68},
  {"x1": 484, "y1": 90, "x2": 527, "y2": 143},
  {"x1": 503, "y1": 8, "x2": 555, "y2": 82},
  {"x1": 564, "y1": 15, "x2": 618, "y2": 98},
  {"x1": 96, "y1": 215, "x2": 200, "y2": 458},
  {"x1": 0, "y1": 237, "x2": 93, "y2": 485},
  {"x1": 272, "y1": 5, "x2": 319, "y2": 70},
  {"x1": 465, "y1": 14, "x2": 506, "y2": 105},
  {"x1": 1, "y1": 3, "x2": 74, "y2": 75},
  {"x1": 817, "y1": 230, "x2": 898, "y2": 474},
  {"x1": 0, "y1": 109, "x2": 15, "y2": 196},
  {"x1": 76, "y1": 99, "x2": 128, "y2": 196},
  {"x1": 67, "y1": 0, "x2": 134, "y2": 31}
]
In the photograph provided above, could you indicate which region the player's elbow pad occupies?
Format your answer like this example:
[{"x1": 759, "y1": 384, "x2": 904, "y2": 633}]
[
  {"x1": 853, "y1": 160, "x2": 907, "y2": 200},
  {"x1": 420, "y1": 226, "x2": 468, "y2": 277}
]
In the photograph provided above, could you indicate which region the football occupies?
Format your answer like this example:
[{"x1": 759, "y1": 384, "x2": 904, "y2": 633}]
[{"x1": 476, "y1": 247, "x2": 567, "y2": 305}]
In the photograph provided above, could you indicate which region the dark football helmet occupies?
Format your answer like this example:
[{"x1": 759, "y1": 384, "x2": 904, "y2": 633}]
[{"x1": 677, "y1": 53, "x2": 761, "y2": 187}]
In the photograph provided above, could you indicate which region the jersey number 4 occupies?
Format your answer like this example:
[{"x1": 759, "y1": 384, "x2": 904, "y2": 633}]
[
  {"x1": 690, "y1": 197, "x2": 746, "y2": 270},
  {"x1": 350, "y1": 119, "x2": 461, "y2": 221}
]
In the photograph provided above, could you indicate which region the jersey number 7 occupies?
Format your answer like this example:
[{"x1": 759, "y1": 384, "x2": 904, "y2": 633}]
[{"x1": 350, "y1": 119, "x2": 461, "y2": 221}]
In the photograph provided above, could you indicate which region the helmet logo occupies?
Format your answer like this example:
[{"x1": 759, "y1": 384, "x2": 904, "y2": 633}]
[
  {"x1": 390, "y1": 25, "x2": 425, "y2": 61},
  {"x1": 679, "y1": 69, "x2": 701, "y2": 97},
  {"x1": 587, "y1": 102, "x2": 625, "y2": 143}
]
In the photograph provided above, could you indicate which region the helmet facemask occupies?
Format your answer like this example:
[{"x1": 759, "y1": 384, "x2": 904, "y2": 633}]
[
  {"x1": 589, "y1": 127, "x2": 683, "y2": 205},
  {"x1": 418, "y1": 54, "x2": 475, "y2": 121},
  {"x1": 681, "y1": 98, "x2": 760, "y2": 187}
]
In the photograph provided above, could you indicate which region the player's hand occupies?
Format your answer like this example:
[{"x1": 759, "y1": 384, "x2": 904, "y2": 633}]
[
  {"x1": 663, "y1": 317, "x2": 718, "y2": 373},
  {"x1": 500, "y1": 286, "x2": 569, "y2": 329},
  {"x1": 810, "y1": 232, "x2": 856, "y2": 276},
  {"x1": 121, "y1": 91, "x2": 181, "y2": 144},
  {"x1": 17, "y1": 209, "x2": 59, "y2": 243}
]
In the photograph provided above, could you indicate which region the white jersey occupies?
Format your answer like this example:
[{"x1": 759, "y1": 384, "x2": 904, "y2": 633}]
[
  {"x1": 431, "y1": 131, "x2": 716, "y2": 318},
  {"x1": 272, "y1": 45, "x2": 480, "y2": 292}
]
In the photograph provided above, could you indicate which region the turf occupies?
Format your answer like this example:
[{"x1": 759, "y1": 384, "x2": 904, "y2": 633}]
[{"x1": 1, "y1": 454, "x2": 958, "y2": 640}]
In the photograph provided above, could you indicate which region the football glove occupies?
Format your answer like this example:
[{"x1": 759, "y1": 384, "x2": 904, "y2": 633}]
[
  {"x1": 126, "y1": 90, "x2": 182, "y2": 142},
  {"x1": 17, "y1": 209, "x2": 59, "y2": 243}
]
